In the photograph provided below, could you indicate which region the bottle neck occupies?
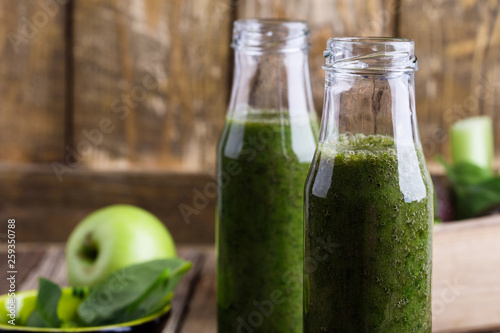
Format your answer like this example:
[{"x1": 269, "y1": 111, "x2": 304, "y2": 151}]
[
  {"x1": 228, "y1": 49, "x2": 315, "y2": 118},
  {"x1": 320, "y1": 37, "x2": 420, "y2": 146},
  {"x1": 320, "y1": 71, "x2": 419, "y2": 146}
]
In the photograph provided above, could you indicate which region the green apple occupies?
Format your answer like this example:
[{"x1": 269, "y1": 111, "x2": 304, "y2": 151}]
[{"x1": 66, "y1": 204, "x2": 176, "y2": 287}]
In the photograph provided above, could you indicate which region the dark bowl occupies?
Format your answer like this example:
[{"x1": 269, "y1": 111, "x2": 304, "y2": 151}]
[{"x1": 0, "y1": 288, "x2": 170, "y2": 332}]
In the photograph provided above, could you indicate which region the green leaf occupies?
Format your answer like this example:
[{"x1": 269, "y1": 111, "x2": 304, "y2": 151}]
[
  {"x1": 26, "y1": 278, "x2": 62, "y2": 328},
  {"x1": 26, "y1": 310, "x2": 49, "y2": 328},
  {"x1": 438, "y1": 156, "x2": 492, "y2": 186},
  {"x1": 438, "y1": 154, "x2": 500, "y2": 220},
  {"x1": 78, "y1": 258, "x2": 191, "y2": 326},
  {"x1": 455, "y1": 177, "x2": 500, "y2": 220},
  {"x1": 449, "y1": 162, "x2": 492, "y2": 186},
  {"x1": 128, "y1": 258, "x2": 192, "y2": 318}
]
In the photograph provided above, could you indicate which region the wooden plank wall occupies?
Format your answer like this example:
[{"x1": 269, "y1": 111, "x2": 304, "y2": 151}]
[
  {"x1": 0, "y1": 0, "x2": 499, "y2": 243},
  {"x1": 72, "y1": 0, "x2": 231, "y2": 171},
  {"x1": 400, "y1": 0, "x2": 500, "y2": 159},
  {"x1": 0, "y1": 1, "x2": 67, "y2": 163},
  {"x1": 237, "y1": 0, "x2": 397, "y2": 112}
]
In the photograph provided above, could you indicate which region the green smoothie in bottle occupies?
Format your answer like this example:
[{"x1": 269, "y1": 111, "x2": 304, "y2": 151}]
[
  {"x1": 304, "y1": 38, "x2": 433, "y2": 333},
  {"x1": 217, "y1": 20, "x2": 318, "y2": 332}
]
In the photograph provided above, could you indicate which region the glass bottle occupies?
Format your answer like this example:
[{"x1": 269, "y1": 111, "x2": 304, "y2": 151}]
[
  {"x1": 304, "y1": 38, "x2": 433, "y2": 332},
  {"x1": 217, "y1": 19, "x2": 319, "y2": 332}
]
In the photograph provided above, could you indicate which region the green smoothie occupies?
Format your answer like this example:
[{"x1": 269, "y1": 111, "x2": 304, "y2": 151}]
[
  {"x1": 304, "y1": 134, "x2": 433, "y2": 333},
  {"x1": 217, "y1": 110, "x2": 318, "y2": 333}
]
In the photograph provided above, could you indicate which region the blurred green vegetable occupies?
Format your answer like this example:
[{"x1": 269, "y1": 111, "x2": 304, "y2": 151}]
[
  {"x1": 450, "y1": 116, "x2": 494, "y2": 174},
  {"x1": 26, "y1": 278, "x2": 62, "y2": 328},
  {"x1": 439, "y1": 157, "x2": 500, "y2": 220},
  {"x1": 438, "y1": 116, "x2": 498, "y2": 220}
]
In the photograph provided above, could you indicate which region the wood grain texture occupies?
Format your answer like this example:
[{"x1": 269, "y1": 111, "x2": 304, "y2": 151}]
[
  {"x1": 0, "y1": 247, "x2": 45, "y2": 293},
  {"x1": 0, "y1": 0, "x2": 67, "y2": 163},
  {"x1": 71, "y1": 0, "x2": 232, "y2": 172},
  {"x1": 0, "y1": 163, "x2": 216, "y2": 243},
  {"x1": 237, "y1": 0, "x2": 397, "y2": 111},
  {"x1": 165, "y1": 247, "x2": 205, "y2": 333},
  {"x1": 400, "y1": 0, "x2": 500, "y2": 160},
  {"x1": 433, "y1": 215, "x2": 500, "y2": 332},
  {"x1": 19, "y1": 245, "x2": 67, "y2": 290},
  {"x1": 180, "y1": 247, "x2": 216, "y2": 333}
]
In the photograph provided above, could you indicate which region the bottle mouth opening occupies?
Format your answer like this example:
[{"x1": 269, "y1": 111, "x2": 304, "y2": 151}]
[
  {"x1": 323, "y1": 37, "x2": 418, "y2": 73},
  {"x1": 232, "y1": 19, "x2": 310, "y2": 53}
]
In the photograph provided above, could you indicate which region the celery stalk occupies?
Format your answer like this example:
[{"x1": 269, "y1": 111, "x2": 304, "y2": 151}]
[{"x1": 450, "y1": 116, "x2": 494, "y2": 174}]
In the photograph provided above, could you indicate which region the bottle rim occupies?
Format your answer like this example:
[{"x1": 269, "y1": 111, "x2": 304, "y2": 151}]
[
  {"x1": 232, "y1": 19, "x2": 311, "y2": 54},
  {"x1": 323, "y1": 37, "x2": 418, "y2": 73}
]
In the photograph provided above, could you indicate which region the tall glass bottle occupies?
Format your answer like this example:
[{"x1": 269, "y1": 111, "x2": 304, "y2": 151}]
[
  {"x1": 304, "y1": 38, "x2": 433, "y2": 332},
  {"x1": 217, "y1": 19, "x2": 319, "y2": 332}
]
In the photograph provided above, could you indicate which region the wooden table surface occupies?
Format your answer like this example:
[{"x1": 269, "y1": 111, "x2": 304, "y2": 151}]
[{"x1": 1, "y1": 242, "x2": 500, "y2": 333}]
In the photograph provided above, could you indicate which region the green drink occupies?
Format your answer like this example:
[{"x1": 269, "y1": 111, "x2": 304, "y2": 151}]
[
  {"x1": 218, "y1": 112, "x2": 318, "y2": 332},
  {"x1": 304, "y1": 38, "x2": 433, "y2": 332},
  {"x1": 217, "y1": 19, "x2": 318, "y2": 332},
  {"x1": 304, "y1": 135, "x2": 432, "y2": 332}
]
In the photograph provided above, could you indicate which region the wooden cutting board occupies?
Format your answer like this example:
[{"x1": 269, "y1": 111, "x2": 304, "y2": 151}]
[{"x1": 433, "y1": 215, "x2": 500, "y2": 332}]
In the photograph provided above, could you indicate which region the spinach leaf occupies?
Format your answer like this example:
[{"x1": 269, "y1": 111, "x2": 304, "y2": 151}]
[
  {"x1": 438, "y1": 156, "x2": 500, "y2": 220},
  {"x1": 26, "y1": 278, "x2": 62, "y2": 328},
  {"x1": 78, "y1": 258, "x2": 191, "y2": 326},
  {"x1": 123, "y1": 257, "x2": 192, "y2": 319},
  {"x1": 26, "y1": 311, "x2": 48, "y2": 328},
  {"x1": 455, "y1": 178, "x2": 500, "y2": 220},
  {"x1": 438, "y1": 156, "x2": 492, "y2": 186}
]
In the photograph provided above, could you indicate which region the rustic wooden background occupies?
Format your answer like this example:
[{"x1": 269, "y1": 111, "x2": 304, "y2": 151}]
[{"x1": 0, "y1": 0, "x2": 499, "y2": 243}]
